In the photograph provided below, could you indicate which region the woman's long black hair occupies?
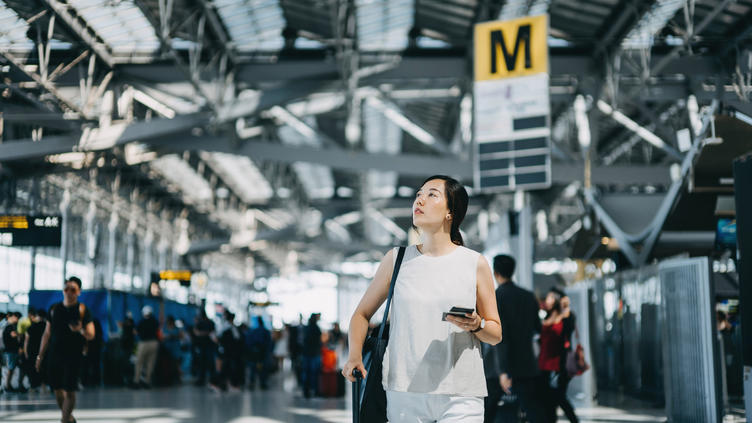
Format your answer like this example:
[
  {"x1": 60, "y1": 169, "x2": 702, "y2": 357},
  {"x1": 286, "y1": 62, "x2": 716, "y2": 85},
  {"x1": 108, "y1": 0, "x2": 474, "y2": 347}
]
[{"x1": 420, "y1": 175, "x2": 469, "y2": 246}]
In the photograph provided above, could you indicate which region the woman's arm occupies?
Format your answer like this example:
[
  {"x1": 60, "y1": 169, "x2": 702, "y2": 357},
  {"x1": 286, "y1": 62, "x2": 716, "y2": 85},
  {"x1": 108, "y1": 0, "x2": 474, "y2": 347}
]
[
  {"x1": 35, "y1": 321, "x2": 51, "y2": 372},
  {"x1": 444, "y1": 256, "x2": 502, "y2": 344},
  {"x1": 23, "y1": 330, "x2": 30, "y2": 359},
  {"x1": 342, "y1": 248, "x2": 395, "y2": 382},
  {"x1": 473, "y1": 256, "x2": 502, "y2": 344}
]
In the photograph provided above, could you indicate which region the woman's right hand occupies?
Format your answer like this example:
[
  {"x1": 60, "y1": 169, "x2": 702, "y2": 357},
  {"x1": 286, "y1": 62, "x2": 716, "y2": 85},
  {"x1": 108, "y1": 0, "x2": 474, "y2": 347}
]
[{"x1": 342, "y1": 357, "x2": 367, "y2": 382}]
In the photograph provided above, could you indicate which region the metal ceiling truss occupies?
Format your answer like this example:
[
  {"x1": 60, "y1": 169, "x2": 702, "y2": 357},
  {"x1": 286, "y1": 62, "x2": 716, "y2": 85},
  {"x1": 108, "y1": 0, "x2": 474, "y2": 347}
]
[
  {"x1": 585, "y1": 100, "x2": 719, "y2": 267},
  {"x1": 133, "y1": 0, "x2": 234, "y2": 111},
  {"x1": 2, "y1": 0, "x2": 752, "y2": 273}
]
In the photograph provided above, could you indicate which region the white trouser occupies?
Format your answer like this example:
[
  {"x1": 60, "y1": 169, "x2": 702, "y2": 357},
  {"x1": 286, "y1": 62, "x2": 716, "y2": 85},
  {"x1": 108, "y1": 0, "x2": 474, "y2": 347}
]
[
  {"x1": 386, "y1": 390, "x2": 484, "y2": 423},
  {"x1": 134, "y1": 340, "x2": 159, "y2": 384}
]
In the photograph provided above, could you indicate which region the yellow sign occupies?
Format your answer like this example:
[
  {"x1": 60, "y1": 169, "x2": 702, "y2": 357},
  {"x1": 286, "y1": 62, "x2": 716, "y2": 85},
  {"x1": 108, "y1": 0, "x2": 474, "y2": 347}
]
[
  {"x1": 474, "y1": 15, "x2": 548, "y2": 81},
  {"x1": 0, "y1": 216, "x2": 29, "y2": 229},
  {"x1": 159, "y1": 270, "x2": 192, "y2": 281}
]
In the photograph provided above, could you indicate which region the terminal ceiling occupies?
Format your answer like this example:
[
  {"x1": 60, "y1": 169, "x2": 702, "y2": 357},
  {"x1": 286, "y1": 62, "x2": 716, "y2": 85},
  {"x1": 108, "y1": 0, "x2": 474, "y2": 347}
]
[{"x1": 0, "y1": 0, "x2": 750, "y2": 275}]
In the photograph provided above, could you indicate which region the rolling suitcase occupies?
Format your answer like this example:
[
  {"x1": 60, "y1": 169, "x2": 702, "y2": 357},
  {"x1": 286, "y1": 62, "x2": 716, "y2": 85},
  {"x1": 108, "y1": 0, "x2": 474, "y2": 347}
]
[{"x1": 319, "y1": 370, "x2": 339, "y2": 397}]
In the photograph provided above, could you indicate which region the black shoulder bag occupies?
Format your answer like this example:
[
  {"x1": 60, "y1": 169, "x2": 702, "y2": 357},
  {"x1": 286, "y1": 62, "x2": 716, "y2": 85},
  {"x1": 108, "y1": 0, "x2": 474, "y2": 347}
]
[{"x1": 357, "y1": 246, "x2": 406, "y2": 423}]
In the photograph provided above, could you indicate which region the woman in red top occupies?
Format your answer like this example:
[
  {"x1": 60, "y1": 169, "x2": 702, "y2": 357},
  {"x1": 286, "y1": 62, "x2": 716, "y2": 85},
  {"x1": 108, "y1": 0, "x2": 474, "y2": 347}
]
[{"x1": 539, "y1": 288, "x2": 579, "y2": 423}]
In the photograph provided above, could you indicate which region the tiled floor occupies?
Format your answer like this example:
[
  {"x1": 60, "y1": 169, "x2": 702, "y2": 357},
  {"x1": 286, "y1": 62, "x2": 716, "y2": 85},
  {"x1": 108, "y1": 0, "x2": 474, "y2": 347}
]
[{"x1": 0, "y1": 371, "x2": 716, "y2": 423}]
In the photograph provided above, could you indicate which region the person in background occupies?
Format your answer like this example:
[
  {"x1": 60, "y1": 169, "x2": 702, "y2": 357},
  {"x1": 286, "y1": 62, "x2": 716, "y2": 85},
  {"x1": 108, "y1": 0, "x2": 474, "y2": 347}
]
[
  {"x1": 484, "y1": 255, "x2": 546, "y2": 423},
  {"x1": 193, "y1": 310, "x2": 217, "y2": 387},
  {"x1": 2, "y1": 312, "x2": 22, "y2": 393},
  {"x1": 539, "y1": 288, "x2": 579, "y2": 423},
  {"x1": 557, "y1": 292, "x2": 579, "y2": 423},
  {"x1": 0, "y1": 312, "x2": 5, "y2": 389},
  {"x1": 329, "y1": 322, "x2": 347, "y2": 367},
  {"x1": 15, "y1": 311, "x2": 32, "y2": 392},
  {"x1": 24, "y1": 308, "x2": 46, "y2": 391},
  {"x1": 288, "y1": 316, "x2": 304, "y2": 387},
  {"x1": 176, "y1": 319, "x2": 192, "y2": 381},
  {"x1": 301, "y1": 313, "x2": 322, "y2": 398},
  {"x1": 36, "y1": 276, "x2": 95, "y2": 423},
  {"x1": 272, "y1": 325, "x2": 289, "y2": 372},
  {"x1": 217, "y1": 311, "x2": 244, "y2": 391},
  {"x1": 162, "y1": 316, "x2": 183, "y2": 374},
  {"x1": 246, "y1": 316, "x2": 272, "y2": 390},
  {"x1": 120, "y1": 314, "x2": 136, "y2": 385},
  {"x1": 81, "y1": 319, "x2": 103, "y2": 387},
  {"x1": 132, "y1": 306, "x2": 159, "y2": 389}
]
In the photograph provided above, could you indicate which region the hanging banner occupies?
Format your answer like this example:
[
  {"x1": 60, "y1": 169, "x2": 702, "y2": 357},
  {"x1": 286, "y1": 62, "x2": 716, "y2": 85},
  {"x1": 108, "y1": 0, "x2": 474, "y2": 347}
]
[{"x1": 474, "y1": 15, "x2": 551, "y2": 192}]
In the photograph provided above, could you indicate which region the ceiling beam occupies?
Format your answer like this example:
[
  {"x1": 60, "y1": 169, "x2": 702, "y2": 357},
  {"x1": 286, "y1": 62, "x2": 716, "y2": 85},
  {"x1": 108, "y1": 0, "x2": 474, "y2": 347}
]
[
  {"x1": 591, "y1": 0, "x2": 659, "y2": 62},
  {"x1": 0, "y1": 50, "x2": 88, "y2": 118},
  {"x1": 145, "y1": 133, "x2": 672, "y2": 185}
]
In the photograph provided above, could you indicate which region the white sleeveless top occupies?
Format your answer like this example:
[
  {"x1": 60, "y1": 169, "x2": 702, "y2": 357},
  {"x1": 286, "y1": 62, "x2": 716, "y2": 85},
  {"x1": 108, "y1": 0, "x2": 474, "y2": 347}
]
[{"x1": 382, "y1": 245, "x2": 487, "y2": 397}]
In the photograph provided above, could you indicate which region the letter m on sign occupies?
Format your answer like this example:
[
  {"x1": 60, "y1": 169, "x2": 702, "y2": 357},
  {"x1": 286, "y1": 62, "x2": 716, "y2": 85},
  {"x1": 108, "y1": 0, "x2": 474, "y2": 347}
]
[
  {"x1": 490, "y1": 25, "x2": 531, "y2": 74},
  {"x1": 474, "y1": 15, "x2": 547, "y2": 81}
]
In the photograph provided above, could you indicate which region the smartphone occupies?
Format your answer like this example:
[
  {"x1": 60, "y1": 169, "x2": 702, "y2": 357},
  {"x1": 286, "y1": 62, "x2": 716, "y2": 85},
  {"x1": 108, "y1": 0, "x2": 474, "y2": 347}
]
[{"x1": 441, "y1": 306, "x2": 474, "y2": 321}]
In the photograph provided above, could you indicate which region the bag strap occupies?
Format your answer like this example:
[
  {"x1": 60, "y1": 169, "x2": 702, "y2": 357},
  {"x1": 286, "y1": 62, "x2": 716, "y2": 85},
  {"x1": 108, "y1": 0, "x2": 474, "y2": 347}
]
[{"x1": 376, "y1": 246, "x2": 406, "y2": 342}]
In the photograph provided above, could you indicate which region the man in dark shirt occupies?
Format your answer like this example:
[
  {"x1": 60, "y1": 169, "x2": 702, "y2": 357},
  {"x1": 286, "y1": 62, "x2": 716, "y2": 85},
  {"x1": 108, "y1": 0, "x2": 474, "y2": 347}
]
[
  {"x1": 133, "y1": 306, "x2": 159, "y2": 388},
  {"x1": 2, "y1": 311, "x2": 21, "y2": 392},
  {"x1": 24, "y1": 308, "x2": 46, "y2": 390},
  {"x1": 246, "y1": 316, "x2": 272, "y2": 390},
  {"x1": 193, "y1": 310, "x2": 216, "y2": 386},
  {"x1": 36, "y1": 276, "x2": 95, "y2": 423},
  {"x1": 301, "y1": 313, "x2": 322, "y2": 398},
  {"x1": 483, "y1": 255, "x2": 546, "y2": 423}
]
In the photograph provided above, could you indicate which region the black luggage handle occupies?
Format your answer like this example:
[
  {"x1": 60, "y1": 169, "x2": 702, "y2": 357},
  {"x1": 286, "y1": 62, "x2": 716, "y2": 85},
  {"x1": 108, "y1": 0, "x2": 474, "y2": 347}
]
[{"x1": 352, "y1": 369, "x2": 363, "y2": 423}]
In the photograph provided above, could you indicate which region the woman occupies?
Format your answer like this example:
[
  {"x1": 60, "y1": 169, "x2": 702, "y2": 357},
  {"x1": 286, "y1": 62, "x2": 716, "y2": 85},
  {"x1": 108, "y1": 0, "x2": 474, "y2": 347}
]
[
  {"x1": 539, "y1": 288, "x2": 579, "y2": 423},
  {"x1": 343, "y1": 175, "x2": 501, "y2": 422}
]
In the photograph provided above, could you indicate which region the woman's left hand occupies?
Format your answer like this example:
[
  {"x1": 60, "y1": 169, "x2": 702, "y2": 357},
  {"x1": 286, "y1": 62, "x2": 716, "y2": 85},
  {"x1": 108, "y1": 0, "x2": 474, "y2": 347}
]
[{"x1": 446, "y1": 312, "x2": 481, "y2": 332}]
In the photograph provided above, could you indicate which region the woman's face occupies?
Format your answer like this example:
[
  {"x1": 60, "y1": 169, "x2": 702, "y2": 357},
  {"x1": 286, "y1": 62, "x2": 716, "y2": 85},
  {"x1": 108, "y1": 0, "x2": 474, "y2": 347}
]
[
  {"x1": 544, "y1": 292, "x2": 557, "y2": 311},
  {"x1": 413, "y1": 179, "x2": 450, "y2": 229},
  {"x1": 560, "y1": 296, "x2": 570, "y2": 310}
]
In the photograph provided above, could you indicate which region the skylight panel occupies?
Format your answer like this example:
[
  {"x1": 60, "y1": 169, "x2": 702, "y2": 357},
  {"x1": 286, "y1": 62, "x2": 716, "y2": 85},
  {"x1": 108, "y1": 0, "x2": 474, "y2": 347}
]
[
  {"x1": 363, "y1": 101, "x2": 401, "y2": 199},
  {"x1": 357, "y1": 0, "x2": 413, "y2": 51},
  {"x1": 212, "y1": 0, "x2": 285, "y2": 51},
  {"x1": 0, "y1": 1, "x2": 32, "y2": 49},
  {"x1": 151, "y1": 155, "x2": 214, "y2": 204},
  {"x1": 201, "y1": 152, "x2": 274, "y2": 204},
  {"x1": 68, "y1": 0, "x2": 159, "y2": 54},
  {"x1": 278, "y1": 124, "x2": 335, "y2": 200},
  {"x1": 622, "y1": 0, "x2": 685, "y2": 49},
  {"x1": 498, "y1": 0, "x2": 551, "y2": 20}
]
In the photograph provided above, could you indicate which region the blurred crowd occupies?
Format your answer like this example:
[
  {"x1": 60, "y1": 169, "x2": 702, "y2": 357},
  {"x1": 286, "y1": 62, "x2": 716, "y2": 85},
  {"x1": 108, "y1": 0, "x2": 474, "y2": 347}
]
[{"x1": 0, "y1": 307, "x2": 347, "y2": 398}]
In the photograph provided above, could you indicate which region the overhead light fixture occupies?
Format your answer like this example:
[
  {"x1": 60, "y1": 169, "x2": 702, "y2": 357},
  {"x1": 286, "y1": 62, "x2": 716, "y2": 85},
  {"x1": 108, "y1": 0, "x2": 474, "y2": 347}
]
[
  {"x1": 460, "y1": 93, "x2": 473, "y2": 145},
  {"x1": 235, "y1": 119, "x2": 264, "y2": 139},
  {"x1": 597, "y1": 100, "x2": 666, "y2": 150},
  {"x1": 703, "y1": 115, "x2": 723, "y2": 146},
  {"x1": 555, "y1": 219, "x2": 582, "y2": 244},
  {"x1": 46, "y1": 152, "x2": 91, "y2": 169},
  {"x1": 688, "y1": 95, "x2": 703, "y2": 135},
  {"x1": 734, "y1": 110, "x2": 752, "y2": 127},
  {"x1": 675, "y1": 128, "x2": 692, "y2": 152},
  {"x1": 133, "y1": 89, "x2": 176, "y2": 118},
  {"x1": 536, "y1": 210, "x2": 548, "y2": 242},
  {"x1": 366, "y1": 95, "x2": 436, "y2": 146},
  {"x1": 269, "y1": 106, "x2": 318, "y2": 142},
  {"x1": 574, "y1": 95, "x2": 591, "y2": 149},
  {"x1": 125, "y1": 144, "x2": 158, "y2": 165}
]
